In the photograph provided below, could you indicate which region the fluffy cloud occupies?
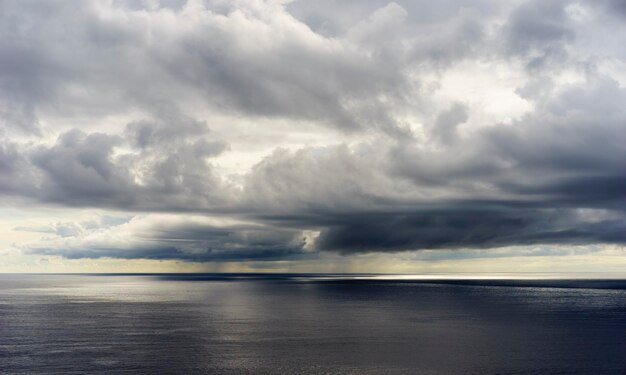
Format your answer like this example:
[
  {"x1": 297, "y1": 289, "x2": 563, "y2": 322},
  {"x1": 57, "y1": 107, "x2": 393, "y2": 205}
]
[{"x1": 1, "y1": 0, "x2": 625, "y2": 263}]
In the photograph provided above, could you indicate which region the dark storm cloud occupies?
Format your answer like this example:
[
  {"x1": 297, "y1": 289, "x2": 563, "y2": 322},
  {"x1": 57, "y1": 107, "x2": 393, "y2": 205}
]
[
  {"x1": 238, "y1": 74, "x2": 626, "y2": 254},
  {"x1": 2, "y1": 0, "x2": 626, "y2": 261},
  {"x1": 23, "y1": 218, "x2": 309, "y2": 262},
  {"x1": 137, "y1": 222, "x2": 308, "y2": 261},
  {"x1": 30, "y1": 244, "x2": 306, "y2": 262},
  {"x1": 315, "y1": 209, "x2": 626, "y2": 253}
]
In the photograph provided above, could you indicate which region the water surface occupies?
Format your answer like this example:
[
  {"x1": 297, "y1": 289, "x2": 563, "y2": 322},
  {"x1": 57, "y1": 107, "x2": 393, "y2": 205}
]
[{"x1": 1, "y1": 274, "x2": 626, "y2": 374}]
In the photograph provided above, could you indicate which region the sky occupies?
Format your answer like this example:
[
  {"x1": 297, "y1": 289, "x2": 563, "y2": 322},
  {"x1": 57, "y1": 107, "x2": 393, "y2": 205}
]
[{"x1": 1, "y1": 0, "x2": 625, "y2": 273}]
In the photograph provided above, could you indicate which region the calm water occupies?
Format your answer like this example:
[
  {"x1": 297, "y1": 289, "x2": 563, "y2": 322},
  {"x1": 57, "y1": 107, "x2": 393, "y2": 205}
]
[{"x1": 1, "y1": 274, "x2": 626, "y2": 374}]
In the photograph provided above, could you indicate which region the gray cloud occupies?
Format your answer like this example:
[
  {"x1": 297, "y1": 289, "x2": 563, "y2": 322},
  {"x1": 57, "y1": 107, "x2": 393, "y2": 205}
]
[
  {"x1": 2, "y1": 0, "x2": 626, "y2": 262},
  {"x1": 31, "y1": 130, "x2": 131, "y2": 205},
  {"x1": 237, "y1": 74, "x2": 626, "y2": 253},
  {"x1": 430, "y1": 102, "x2": 469, "y2": 144},
  {"x1": 0, "y1": 138, "x2": 40, "y2": 196},
  {"x1": 1, "y1": 108, "x2": 232, "y2": 211},
  {"x1": 21, "y1": 216, "x2": 309, "y2": 262},
  {"x1": 0, "y1": 0, "x2": 419, "y2": 136},
  {"x1": 315, "y1": 210, "x2": 626, "y2": 253},
  {"x1": 504, "y1": 0, "x2": 575, "y2": 69}
]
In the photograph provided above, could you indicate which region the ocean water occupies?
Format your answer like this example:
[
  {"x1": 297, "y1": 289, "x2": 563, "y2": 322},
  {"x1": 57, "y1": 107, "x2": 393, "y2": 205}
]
[{"x1": 1, "y1": 274, "x2": 626, "y2": 374}]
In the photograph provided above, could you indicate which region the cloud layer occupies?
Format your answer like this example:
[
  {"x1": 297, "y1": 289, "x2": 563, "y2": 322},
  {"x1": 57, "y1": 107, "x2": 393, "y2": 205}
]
[{"x1": 1, "y1": 0, "x2": 625, "y2": 263}]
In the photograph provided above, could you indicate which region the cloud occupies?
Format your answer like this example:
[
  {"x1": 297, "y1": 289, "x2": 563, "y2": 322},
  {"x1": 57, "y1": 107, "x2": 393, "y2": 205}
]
[
  {"x1": 315, "y1": 209, "x2": 626, "y2": 253},
  {"x1": 1, "y1": 0, "x2": 625, "y2": 263},
  {"x1": 505, "y1": 0, "x2": 575, "y2": 66},
  {"x1": 429, "y1": 102, "x2": 469, "y2": 144},
  {"x1": 0, "y1": 138, "x2": 40, "y2": 196},
  {"x1": 19, "y1": 214, "x2": 309, "y2": 261},
  {"x1": 31, "y1": 130, "x2": 130, "y2": 205},
  {"x1": 0, "y1": 0, "x2": 422, "y2": 136},
  {"x1": 0, "y1": 107, "x2": 232, "y2": 211},
  {"x1": 238, "y1": 74, "x2": 626, "y2": 254}
]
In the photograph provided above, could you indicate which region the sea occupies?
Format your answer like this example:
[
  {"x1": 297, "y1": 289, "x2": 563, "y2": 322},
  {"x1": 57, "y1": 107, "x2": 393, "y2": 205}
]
[{"x1": 1, "y1": 273, "x2": 626, "y2": 374}]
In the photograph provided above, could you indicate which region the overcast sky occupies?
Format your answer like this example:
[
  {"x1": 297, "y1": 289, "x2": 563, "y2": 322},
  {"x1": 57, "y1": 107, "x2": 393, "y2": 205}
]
[{"x1": 1, "y1": 0, "x2": 625, "y2": 273}]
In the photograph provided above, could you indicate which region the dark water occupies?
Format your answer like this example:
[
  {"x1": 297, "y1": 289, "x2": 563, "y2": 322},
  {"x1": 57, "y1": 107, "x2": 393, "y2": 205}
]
[{"x1": 1, "y1": 274, "x2": 626, "y2": 374}]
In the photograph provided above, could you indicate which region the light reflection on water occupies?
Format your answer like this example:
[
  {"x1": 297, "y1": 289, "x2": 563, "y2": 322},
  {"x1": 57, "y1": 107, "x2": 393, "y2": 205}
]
[{"x1": 1, "y1": 274, "x2": 626, "y2": 374}]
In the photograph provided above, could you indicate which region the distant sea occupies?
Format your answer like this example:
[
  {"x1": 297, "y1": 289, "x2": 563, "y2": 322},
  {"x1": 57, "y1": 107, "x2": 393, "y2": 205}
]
[{"x1": 2, "y1": 273, "x2": 626, "y2": 374}]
